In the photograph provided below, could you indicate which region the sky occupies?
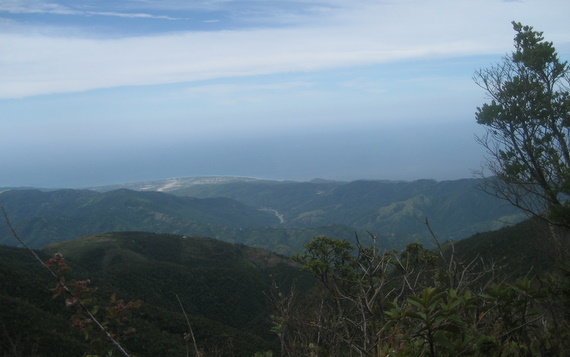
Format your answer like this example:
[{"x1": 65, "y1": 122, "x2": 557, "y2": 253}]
[{"x1": 1, "y1": 0, "x2": 569, "y2": 188}]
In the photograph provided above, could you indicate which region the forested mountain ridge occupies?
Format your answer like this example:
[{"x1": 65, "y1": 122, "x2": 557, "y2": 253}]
[
  {"x1": 450, "y1": 217, "x2": 560, "y2": 277},
  {"x1": 96, "y1": 177, "x2": 526, "y2": 241},
  {"x1": 0, "y1": 177, "x2": 525, "y2": 252},
  {"x1": 0, "y1": 232, "x2": 302, "y2": 356},
  {"x1": 0, "y1": 188, "x2": 278, "y2": 248}
]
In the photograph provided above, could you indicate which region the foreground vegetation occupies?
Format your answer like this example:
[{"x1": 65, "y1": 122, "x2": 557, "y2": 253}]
[
  {"x1": 1, "y1": 217, "x2": 569, "y2": 356},
  {"x1": 277, "y1": 223, "x2": 570, "y2": 356}
]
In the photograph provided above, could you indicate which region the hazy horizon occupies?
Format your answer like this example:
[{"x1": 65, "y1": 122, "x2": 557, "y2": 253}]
[{"x1": 2, "y1": 1, "x2": 569, "y2": 189}]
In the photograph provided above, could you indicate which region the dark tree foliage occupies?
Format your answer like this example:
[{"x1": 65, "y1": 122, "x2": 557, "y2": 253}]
[
  {"x1": 474, "y1": 21, "x2": 570, "y2": 229},
  {"x1": 274, "y1": 234, "x2": 570, "y2": 356}
]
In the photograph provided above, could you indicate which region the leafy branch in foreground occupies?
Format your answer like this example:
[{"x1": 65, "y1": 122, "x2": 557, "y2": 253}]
[
  {"x1": 270, "y1": 224, "x2": 570, "y2": 356},
  {"x1": 1, "y1": 206, "x2": 137, "y2": 357}
]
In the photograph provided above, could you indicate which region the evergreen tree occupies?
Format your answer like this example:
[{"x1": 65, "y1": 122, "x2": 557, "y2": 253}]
[{"x1": 474, "y1": 22, "x2": 570, "y2": 228}]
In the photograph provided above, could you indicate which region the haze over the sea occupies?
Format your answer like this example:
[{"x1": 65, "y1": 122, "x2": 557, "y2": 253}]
[{"x1": 1, "y1": 0, "x2": 569, "y2": 188}]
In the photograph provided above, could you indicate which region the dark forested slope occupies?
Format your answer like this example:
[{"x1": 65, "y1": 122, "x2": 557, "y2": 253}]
[{"x1": 0, "y1": 232, "x2": 302, "y2": 356}]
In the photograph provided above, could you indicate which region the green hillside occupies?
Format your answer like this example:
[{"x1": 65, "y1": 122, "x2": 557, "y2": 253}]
[
  {"x1": 0, "y1": 189, "x2": 366, "y2": 255},
  {"x1": 0, "y1": 178, "x2": 527, "y2": 254},
  {"x1": 0, "y1": 232, "x2": 303, "y2": 356},
  {"x1": 450, "y1": 217, "x2": 567, "y2": 278},
  {"x1": 167, "y1": 178, "x2": 524, "y2": 240},
  {"x1": 0, "y1": 189, "x2": 278, "y2": 248}
]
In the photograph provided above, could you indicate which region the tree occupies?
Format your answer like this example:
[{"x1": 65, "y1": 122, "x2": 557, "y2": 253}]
[{"x1": 474, "y1": 21, "x2": 570, "y2": 229}]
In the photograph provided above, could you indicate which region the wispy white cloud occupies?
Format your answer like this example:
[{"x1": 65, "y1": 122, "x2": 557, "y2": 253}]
[
  {"x1": 0, "y1": 0, "x2": 185, "y2": 20},
  {"x1": 83, "y1": 11, "x2": 184, "y2": 20},
  {"x1": 0, "y1": 0, "x2": 75, "y2": 15},
  {"x1": 0, "y1": 0, "x2": 568, "y2": 98}
]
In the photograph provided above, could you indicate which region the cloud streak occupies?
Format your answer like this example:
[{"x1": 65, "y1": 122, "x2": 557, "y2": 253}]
[
  {"x1": 0, "y1": 0, "x2": 568, "y2": 98},
  {"x1": 0, "y1": 0, "x2": 185, "y2": 19}
]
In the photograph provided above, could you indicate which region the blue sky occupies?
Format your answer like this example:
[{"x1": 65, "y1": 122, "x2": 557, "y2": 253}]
[{"x1": 1, "y1": 0, "x2": 569, "y2": 188}]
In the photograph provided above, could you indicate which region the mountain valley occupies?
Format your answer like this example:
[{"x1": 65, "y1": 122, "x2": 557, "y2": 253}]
[{"x1": 1, "y1": 177, "x2": 525, "y2": 254}]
